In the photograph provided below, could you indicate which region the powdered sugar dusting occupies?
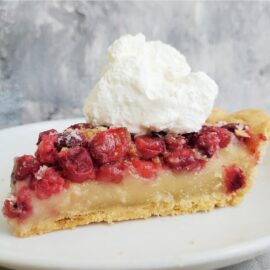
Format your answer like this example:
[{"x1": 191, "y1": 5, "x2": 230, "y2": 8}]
[
  {"x1": 6, "y1": 194, "x2": 16, "y2": 202},
  {"x1": 57, "y1": 130, "x2": 82, "y2": 146},
  {"x1": 35, "y1": 165, "x2": 48, "y2": 180},
  {"x1": 49, "y1": 130, "x2": 58, "y2": 136},
  {"x1": 67, "y1": 130, "x2": 82, "y2": 141}
]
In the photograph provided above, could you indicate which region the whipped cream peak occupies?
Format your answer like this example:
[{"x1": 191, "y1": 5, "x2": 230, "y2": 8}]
[{"x1": 84, "y1": 33, "x2": 218, "y2": 133}]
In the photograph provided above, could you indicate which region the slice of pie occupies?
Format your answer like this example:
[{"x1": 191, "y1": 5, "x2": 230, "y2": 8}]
[{"x1": 2, "y1": 109, "x2": 270, "y2": 237}]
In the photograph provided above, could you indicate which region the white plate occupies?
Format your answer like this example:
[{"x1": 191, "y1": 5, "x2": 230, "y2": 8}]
[{"x1": 0, "y1": 119, "x2": 270, "y2": 270}]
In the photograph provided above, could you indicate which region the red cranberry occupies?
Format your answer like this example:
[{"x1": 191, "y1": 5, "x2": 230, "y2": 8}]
[
  {"x1": 244, "y1": 132, "x2": 267, "y2": 159},
  {"x1": 37, "y1": 129, "x2": 58, "y2": 145},
  {"x1": 183, "y1": 132, "x2": 199, "y2": 147},
  {"x1": 164, "y1": 148, "x2": 205, "y2": 172},
  {"x1": 90, "y1": 128, "x2": 130, "y2": 164},
  {"x1": 31, "y1": 167, "x2": 65, "y2": 200},
  {"x1": 135, "y1": 135, "x2": 165, "y2": 159},
  {"x1": 196, "y1": 132, "x2": 220, "y2": 157},
  {"x1": 165, "y1": 134, "x2": 187, "y2": 151},
  {"x1": 56, "y1": 130, "x2": 87, "y2": 151},
  {"x1": 2, "y1": 187, "x2": 32, "y2": 219},
  {"x1": 35, "y1": 133, "x2": 58, "y2": 165},
  {"x1": 223, "y1": 124, "x2": 265, "y2": 157},
  {"x1": 66, "y1": 123, "x2": 92, "y2": 130},
  {"x1": 225, "y1": 165, "x2": 246, "y2": 193},
  {"x1": 131, "y1": 158, "x2": 160, "y2": 179},
  {"x1": 58, "y1": 146, "x2": 95, "y2": 182},
  {"x1": 97, "y1": 164, "x2": 124, "y2": 183},
  {"x1": 259, "y1": 134, "x2": 267, "y2": 141},
  {"x1": 12, "y1": 155, "x2": 40, "y2": 181},
  {"x1": 201, "y1": 126, "x2": 231, "y2": 148}
]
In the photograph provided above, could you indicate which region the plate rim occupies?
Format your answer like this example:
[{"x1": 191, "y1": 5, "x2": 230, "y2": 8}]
[
  {"x1": 0, "y1": 119, "x2": 270, "y2": 270},
  {"x1": 0, "y1": 234, "x2": 270, "y2": 270}
]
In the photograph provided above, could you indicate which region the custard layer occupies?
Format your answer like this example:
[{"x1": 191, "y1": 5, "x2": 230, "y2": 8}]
[{"x1": 10, "y1": 140, "x2": 259, "y2": 237}]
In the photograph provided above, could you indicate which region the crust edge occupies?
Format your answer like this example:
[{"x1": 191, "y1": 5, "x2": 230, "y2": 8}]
[{"x1": 13, "y1": 191, "x2": 247, "y2": 237}]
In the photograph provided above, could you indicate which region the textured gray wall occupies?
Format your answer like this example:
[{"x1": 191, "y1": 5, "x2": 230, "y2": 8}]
[{"x1": 0, "y1": 1, "x2": 270, "y2": 128}]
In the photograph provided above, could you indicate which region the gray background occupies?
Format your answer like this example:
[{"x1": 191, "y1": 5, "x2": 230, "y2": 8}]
[
  {"x1": 0, "y1": 1, "x2": 270, "y2": 129},
  {"x1": 0, "y1": 1, "x2": 270, "y2": 270}
]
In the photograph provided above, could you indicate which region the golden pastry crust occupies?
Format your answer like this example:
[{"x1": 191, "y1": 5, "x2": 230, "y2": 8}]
[
  {"x1": 13, "y1": 191, "x2": 247, "y2": 237},
  {"x1": 7, "y1": 109, "x2": 270, "y2": 237}
]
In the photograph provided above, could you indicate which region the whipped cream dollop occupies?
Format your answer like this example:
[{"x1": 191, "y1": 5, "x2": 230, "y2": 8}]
[{"x1": 84, "y1": 34, "x2": 218, "y2": 133}]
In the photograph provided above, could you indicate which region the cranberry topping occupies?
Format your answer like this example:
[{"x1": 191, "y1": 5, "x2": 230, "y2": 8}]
[
  {"x1": 2, "y1": 187, "x2": 32, "y2": 219},
  {"x1": 258, "y1": 133, "x2": 267, "y2": 142},
  {"x1": 12, "y1": 155, "x2": 40, "y2": 181},
  {"x1": 183, "y1": 132, "x2": 199, "y2": 147},
  {"x1": 90, "y1": 128, "x2": 130, "y2": 164},
  {"x1": 201, "y1": 126, "x2": 231, "y2": 148},
  {"x1": 223, "y1": 123, "x2": 266, "y2": 158},
  {"x1": 135, "y1": 135, "x2": 165, "y2": 159},
  {"x1": 35, "y1": 133, "x2": 58, "y2": 165},
  {"x1": 196, "y1": 132, "x2": 220, "y2": 158},
  {"x1": 222, "y1": 123, "x2": 251, "y2": 143},
  {"x1": 56, "y1": 130, "x2": 87, "y2": 151},
  {"x1": 66, "y1": 123, "x2": 92, "y2": 130},
  {"x1": 164, "y1": 148, "x2": 205, "y2": 172},
  {"x1": 31, "y1": 167, "x2": 65, "y2": 200},
  {"x1": 58, "y1": 146, "x2": 95, "y2": 182},
  {"x1": 37, "y1": 129, "x2": 58, "y2": 145},
  {"x1": 225, "y1": 165, "x2": 246, "y2": 193},
  {"x1": 243, "y1": 132, "x2": 267, "y2": 159},
  {"x1": 6, "y1": 121, "x2": 246, "y2": 206},
  {"x1": 259, "y1": 134, "x2": 267, "y2": 141},
  {"x1": 97, "y1": 163, "x2": 124, "y2": 183},
  {"x1": 131, "y1": 158, "x2": 160, "y2": 179},
  {"x1": 165, "y1": 134, "x2": 187, "y2": 151},
  {"x1": 196, "y1": 126, "x2": 231, "y2": 157}
]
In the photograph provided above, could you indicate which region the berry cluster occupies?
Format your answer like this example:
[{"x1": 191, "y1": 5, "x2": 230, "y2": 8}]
[{"x1": 4, "y1": 122, "x2": 262, "y2": 220}]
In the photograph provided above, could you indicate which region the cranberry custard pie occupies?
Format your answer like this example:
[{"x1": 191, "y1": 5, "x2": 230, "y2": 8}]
[
  {"x1": 3, "y1": 34, "x2": 270, "y2": 236},
  {"x1": 2, "y1": 109, "x2": 270, "y2": 237}
]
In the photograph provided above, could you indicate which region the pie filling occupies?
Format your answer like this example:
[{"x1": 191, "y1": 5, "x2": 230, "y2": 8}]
[{"x1": 3, "y1": 121, "x2": 267, "y2": 231}]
